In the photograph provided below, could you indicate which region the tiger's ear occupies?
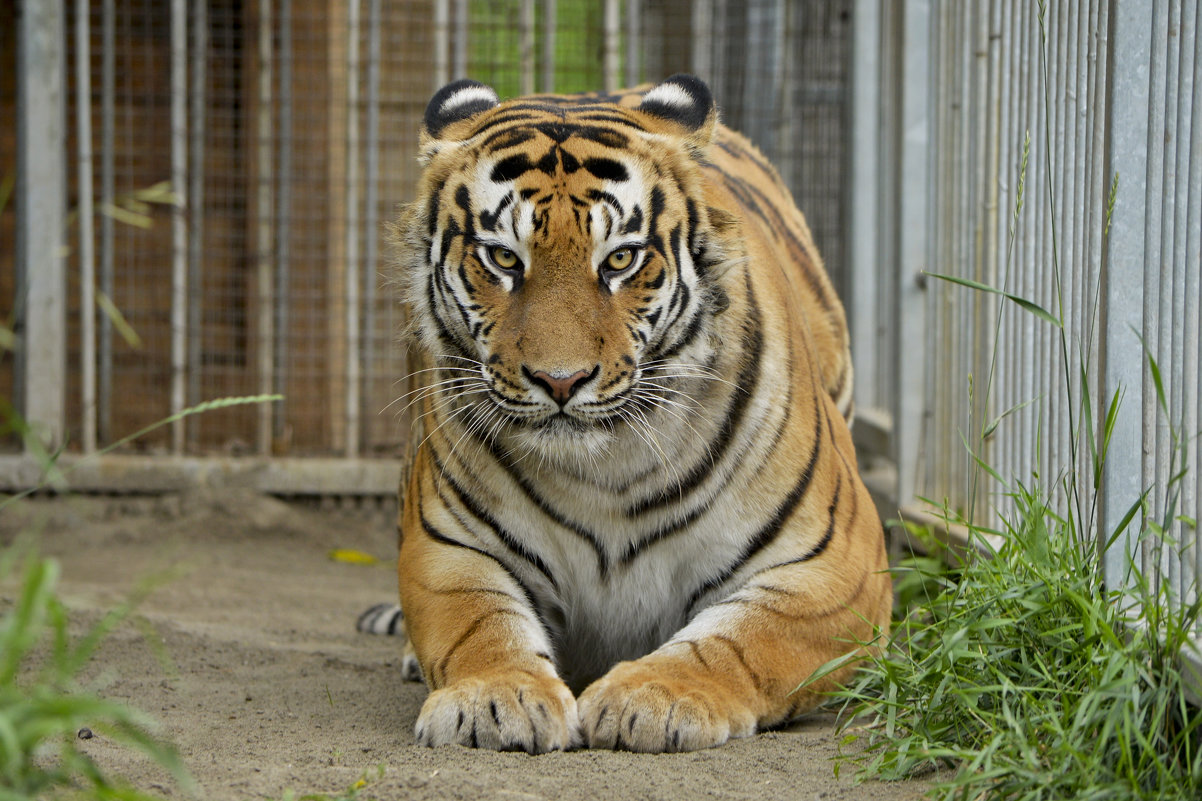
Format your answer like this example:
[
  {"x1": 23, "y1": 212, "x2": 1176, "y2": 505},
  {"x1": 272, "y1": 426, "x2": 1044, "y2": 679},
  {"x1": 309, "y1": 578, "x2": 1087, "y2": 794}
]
[
  {"x1": 635, "y1": 74, "x2": 717, "y2": 148},
  {"x1": 421, "y1": 79, "x2": 500, "y2": 144}
]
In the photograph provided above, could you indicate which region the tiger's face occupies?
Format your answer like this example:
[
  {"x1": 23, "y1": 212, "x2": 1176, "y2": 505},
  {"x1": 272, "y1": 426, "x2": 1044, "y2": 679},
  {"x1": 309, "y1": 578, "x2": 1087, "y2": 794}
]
[{"x1": 401, "y1": 78, "x2": 735, "y2": 464}]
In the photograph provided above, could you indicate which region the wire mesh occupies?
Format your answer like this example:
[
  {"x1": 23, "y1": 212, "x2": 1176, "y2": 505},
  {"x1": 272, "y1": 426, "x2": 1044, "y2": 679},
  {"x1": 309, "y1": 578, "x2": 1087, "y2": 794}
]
[{"x1": 6, "y1": 0, "x2": 855, "y2": 460}]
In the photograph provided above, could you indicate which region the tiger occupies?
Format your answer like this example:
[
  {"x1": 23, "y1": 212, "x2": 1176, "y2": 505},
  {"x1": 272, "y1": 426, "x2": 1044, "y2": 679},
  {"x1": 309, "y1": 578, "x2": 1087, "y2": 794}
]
[{"x1": 363, "y1": 74, "x2": 892, "y2": 753}]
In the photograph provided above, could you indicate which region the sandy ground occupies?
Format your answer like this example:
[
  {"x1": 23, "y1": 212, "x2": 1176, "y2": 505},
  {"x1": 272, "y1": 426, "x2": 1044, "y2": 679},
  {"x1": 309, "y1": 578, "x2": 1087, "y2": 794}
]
[{"x1": 1, "y1": 489, "x2": 931, "y2": 800}]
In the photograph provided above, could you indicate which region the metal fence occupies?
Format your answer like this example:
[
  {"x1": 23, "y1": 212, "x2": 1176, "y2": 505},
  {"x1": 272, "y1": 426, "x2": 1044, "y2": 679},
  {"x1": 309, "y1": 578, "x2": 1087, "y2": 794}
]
[
  {"x1": 849, "y1": 0, "x2": 1200, "y2": 639},
  {"x1": 3, "y1": 0, "x2": 853, "y2": 495}
]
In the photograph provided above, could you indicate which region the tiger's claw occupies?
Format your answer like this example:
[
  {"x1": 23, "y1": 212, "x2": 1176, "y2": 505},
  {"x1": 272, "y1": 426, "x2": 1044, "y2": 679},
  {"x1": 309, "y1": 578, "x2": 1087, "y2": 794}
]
[
  {"x1": 577, "y1": 660, "x2": 756, "y2": 752},
  {"x1": 414, "y1": 672, "x2": 580, "y2": 753}
]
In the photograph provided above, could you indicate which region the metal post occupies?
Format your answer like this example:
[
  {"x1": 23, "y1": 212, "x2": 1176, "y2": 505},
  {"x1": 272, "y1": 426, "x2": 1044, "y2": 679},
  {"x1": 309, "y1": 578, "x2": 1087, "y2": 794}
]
[
  {"x1": 256, "y1": 0, "x2": 275, "y2": 454},
  {"x1": 345, "y1": 0, "x2": 362, "y2": 457},
  {"x1": 434, "y1": 0, "x2": 449, "y2": 87},
  {"x1": 100, "y1": 0, "x2": 114, "y2": 446},
  {"x1": 541, "y1": 0, "x2": 557, "y2": 93},
  {"x1": 76, "y1": 0, "x2": 97, "y2": 454},
  {"x1": 691, "y1": 0, "x2": 713, "y2": 80},
  {"x1": 451, "y1": 0, "x2": 466, "y2": 80},
  {"x1": 276, "y1": 0, "x2": 293, "y2": 443},
  {"x1": 624, "y1": 0, "x2": 640, "y2": 88},
  {"x1": 847, "y1": 0, "x2": 882, "y2": 410},
  {"x1": 894, "y1": 0, "x2": 931, "y2": 510},
  {"x1": 187, "y1": 0, "x2": 208, "y2": 448},
  {"x1": 454, "y1": 0, "x2": 468, "y2": 80},
  {"x1": 170, "y1": 0, "x2": 188, "y2": 454},
  {"x1": 17, "y1": 0, "x2": 66, "y2": 452},
  {"x1": 603, "y1": 0, "x2": 620, "y2": 92},
  {"x1": 363, "y1": 0, "x2": 381, "y2": 451},
  {"x1": 1100, "y1": 0, "x2": 1153, "y2": 586},
  {"x1": 520, "y1": 0, "x2": 535, "y2": 95}
]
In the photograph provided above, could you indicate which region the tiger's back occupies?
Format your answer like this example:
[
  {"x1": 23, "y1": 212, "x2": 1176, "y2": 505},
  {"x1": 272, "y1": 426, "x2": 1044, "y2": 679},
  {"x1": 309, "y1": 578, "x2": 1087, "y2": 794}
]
[{"x1": 381, "y1": 75, "x2": 890, "y2": 753}]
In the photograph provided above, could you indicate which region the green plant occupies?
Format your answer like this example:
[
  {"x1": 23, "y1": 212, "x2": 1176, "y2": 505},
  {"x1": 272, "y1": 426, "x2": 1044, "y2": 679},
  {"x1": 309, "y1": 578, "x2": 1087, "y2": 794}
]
[
  {"x1": 0, "y1": 541, "x2": 193, "y2": 800},
  {"x1": 830, "y1": 485, "x2": 1202, "y2": 800}
]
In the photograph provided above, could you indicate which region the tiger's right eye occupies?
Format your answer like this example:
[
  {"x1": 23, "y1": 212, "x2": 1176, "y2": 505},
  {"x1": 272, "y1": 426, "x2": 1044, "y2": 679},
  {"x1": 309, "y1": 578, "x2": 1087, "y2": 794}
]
[{"x1": 488, "y1": 246, "x2": 521, "y2": 272}]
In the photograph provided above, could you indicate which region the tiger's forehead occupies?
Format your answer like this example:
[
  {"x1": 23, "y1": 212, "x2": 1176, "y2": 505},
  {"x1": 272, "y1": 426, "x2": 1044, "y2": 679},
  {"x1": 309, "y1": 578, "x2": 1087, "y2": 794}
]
[
  {"x1": 465, "y1": 97, "x2": 649, "y2": 147},
  {"x1": 451, "y1": 107, "x2": 663, "y2": 242}
]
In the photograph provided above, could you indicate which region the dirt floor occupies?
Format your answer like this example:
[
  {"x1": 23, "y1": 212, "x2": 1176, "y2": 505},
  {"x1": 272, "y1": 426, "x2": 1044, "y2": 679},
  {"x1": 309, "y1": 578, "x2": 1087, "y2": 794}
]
[{"x1": 1, "y1": 489, "x2": 932, "y2": 800}]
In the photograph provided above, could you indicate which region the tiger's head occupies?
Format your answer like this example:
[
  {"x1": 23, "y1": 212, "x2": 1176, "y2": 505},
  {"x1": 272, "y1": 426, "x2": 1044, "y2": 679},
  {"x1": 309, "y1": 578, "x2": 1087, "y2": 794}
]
[{"x1": 396, "y1": 75, "x2": 740, "y2": 466}]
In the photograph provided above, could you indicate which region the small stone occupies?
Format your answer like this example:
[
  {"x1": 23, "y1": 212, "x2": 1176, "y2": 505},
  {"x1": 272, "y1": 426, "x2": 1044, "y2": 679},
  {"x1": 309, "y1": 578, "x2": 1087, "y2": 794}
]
[{"x1": 77, "y1": 728, "x2": 94, "y2": 740}]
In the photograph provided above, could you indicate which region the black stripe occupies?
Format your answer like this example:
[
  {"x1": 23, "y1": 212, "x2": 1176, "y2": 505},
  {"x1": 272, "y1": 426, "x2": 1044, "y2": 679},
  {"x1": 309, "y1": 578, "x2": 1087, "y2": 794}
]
[
  {"x1": 431, "y1": 448, "x2": 560, "y2": 590},
  {"x1": 417, "y1": 496, "x2": 547, "y2": 633},
  {"x1": 627, "y1": 272, "x2": 763, "y2": 516},
  {"x1": 480, "y1": 437, "x2": 612, "y2": 577},
  {"x1": 480, "y1": 191, "x2": 514, "y2": 232},
  {"x1": 427, "y1": 274, "x2": 473, "y2": 357},
  {"x1": 583, "y1": 157, "x2": 630, "y2": 182},
  {"x1": 622, "y1": 204, "x2": 644, "y2": 235},
  {"x1": 434, "y1": 608, "x2": 522, "y2": 686},
  {"x1": 426, "y1": 191, "x2": 442, "y2": 237},
  {"x1": 711, "y1": 634, "x2": 763, "y2": 691},
  {"x1": 684, "y1": 392, "x2": 824, "y2": 616},
  {"x1": 491, "y1": 154, "x2": 537, "y2": 183},
  {"x1": 710, "y1": 164, "x2": 834, "y2": 315},
  {"x1": 482, "y1": 127, "x2": 537, "y2": 153}
]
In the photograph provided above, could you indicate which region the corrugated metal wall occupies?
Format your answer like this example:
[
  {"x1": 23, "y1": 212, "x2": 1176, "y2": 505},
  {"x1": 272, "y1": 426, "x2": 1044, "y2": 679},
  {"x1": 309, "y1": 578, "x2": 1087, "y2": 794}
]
[{"x1": 850, "y1": 0, "x2": 1199, "y2": 625}]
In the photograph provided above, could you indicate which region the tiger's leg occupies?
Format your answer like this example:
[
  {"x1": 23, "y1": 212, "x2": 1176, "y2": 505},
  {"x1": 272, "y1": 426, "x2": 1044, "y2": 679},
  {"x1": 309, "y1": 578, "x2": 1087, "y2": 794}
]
[
  {"x1": 578, "y1": 488, "x2": 890, "y2": 752},
  {"x1": 398, "y1": 459, "x2": 578, "y2": 753}
]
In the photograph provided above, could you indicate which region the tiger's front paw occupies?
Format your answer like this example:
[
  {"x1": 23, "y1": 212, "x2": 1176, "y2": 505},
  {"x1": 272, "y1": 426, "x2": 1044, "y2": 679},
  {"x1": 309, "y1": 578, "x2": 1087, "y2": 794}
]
[
  {"x1": 415, "y1": 671, "x2": 579, "y2": 753},
  {"x1": 577, "y1": 660, "x2": 757, "y2": 752}
]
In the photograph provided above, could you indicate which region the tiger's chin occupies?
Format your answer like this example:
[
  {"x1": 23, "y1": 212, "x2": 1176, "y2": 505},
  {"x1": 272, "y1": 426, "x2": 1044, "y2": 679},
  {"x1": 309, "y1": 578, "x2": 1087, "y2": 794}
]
[{"x1": 506, "y1": 415, "x2": 617, "y2": 470}]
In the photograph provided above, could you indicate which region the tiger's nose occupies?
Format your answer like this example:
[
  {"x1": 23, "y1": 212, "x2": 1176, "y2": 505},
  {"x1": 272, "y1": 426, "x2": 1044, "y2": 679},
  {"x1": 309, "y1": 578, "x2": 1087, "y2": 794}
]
[{"x1": 525, "y1": 366, "x2": 597, "y2": 406}]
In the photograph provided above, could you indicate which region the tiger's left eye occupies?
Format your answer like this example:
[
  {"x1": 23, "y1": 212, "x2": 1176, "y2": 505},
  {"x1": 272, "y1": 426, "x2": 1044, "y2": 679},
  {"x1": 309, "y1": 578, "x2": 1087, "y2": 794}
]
[
  {"x1": 489, "y1": 246, "x2": 521, "y2": 271},
  {"x1": 605, "y1": 248, "x2": 636, "y2": 272}
]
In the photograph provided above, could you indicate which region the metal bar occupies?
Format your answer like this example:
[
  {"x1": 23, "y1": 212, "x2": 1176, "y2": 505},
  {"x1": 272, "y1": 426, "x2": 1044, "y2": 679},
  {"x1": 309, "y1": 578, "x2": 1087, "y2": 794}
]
[
  {"x1": 16, "y1": 0, "x2": 66, "y2": 452},
  {"x1": 1083, "y1": 0, "x2": 1107, "y2": 523},
  {"x1": 454, "y1": 0, "x2": 468, "y2": 80},
  {"x1": 1144, "y1": 0, "x2": 1170, "y2": 582},
  {"x1": 1100, "y1": 0, "x2": 1153, "y2": 586},
  {"x1": 603, "y1": 0, "x2": 619, "y2": 92},
  {"x1": 255, "y1": 0, "x2": 275, "y2": 455},
  {"x1": 434, "y1": 0, "x2": 449, "y2": 88},
  {"x1": 99, "y1": 0, "x2": 114, "y2": 446},
  {"x1": 76, "y1": 0, "x2": 97, "y2": 454},
  {"x1": 846, "y1": 0, "x2": 882, "y2": 413},
  {"x1": 773, "y1": 0, "x2": 796, "y2": 182},
  {"x1": 0, "y1": 453, "x2": 401, "y2": 498},
  {"x1": 541, "y1": 0, "x2": 556, "y2": 93},
  {"x1": 520, "y1": 0, "x2": 535, "y2": 95},
  {"x1": 345, "y1": 0, "x2": 362, "y2": 457},
  {"x1": 691, "y1": 0, "x2": 713, "y2": 80},
  {"x1": 624, "y1": 0, "x2": 640, "y2": 88},
  {"x1": 187, "y1": 0, "x2": 208, "y2": 448},
  {"x1": 363, "y1": 0, "x2": 381, "y2": 452},
  {"x1": 1185, "y1": 0, "x2": 1202, "y2": 630},
  {"x1": 276, "y1": 0, "x2": 293, "y2": 443},
  {"x1": 875, "y1": 0, "x2": 899, "y2": 412},
  {"x1": 894, "y1": 0, "x2": 931, "y2": 509},
  {"x1": 170, "y1": 0, "x2": 188, "y2": 454},
  {"x1": 1160, "y1": 0, "x2": 1185, "y2": 597}
]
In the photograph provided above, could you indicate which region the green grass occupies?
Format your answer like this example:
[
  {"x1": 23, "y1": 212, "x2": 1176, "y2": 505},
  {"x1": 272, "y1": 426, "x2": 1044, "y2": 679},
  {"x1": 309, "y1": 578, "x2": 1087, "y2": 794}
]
[
  {"x1": 0, "y1": 540, "x2": 193, "y2": 800},
  {"x1": 831, "y1": 496, "x2": 1202, "y2": 800}
]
